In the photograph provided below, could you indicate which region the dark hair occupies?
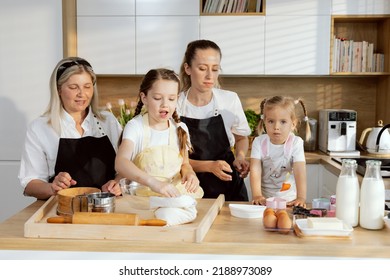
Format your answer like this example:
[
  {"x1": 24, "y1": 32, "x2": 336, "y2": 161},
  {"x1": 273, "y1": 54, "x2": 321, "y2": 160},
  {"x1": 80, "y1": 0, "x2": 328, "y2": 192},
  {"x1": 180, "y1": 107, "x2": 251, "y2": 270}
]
[
  {"x1": 134, "y1": 68, "x2": 192, "y2": 157},
  {"x1": 258, "y1": 96, "x2": 311, "y2": 141},
  {"x1": 179, "y1": 39, "x2": 222, "y2": 92}
]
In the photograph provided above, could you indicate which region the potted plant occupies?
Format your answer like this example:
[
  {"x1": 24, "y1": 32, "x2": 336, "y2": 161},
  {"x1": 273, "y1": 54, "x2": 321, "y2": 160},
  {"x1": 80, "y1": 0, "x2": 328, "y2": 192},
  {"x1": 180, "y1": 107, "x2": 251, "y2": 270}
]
[
  {"x1": 244, "y1": 109, "x2": 260, "y2": 148},
  {"x1": 244, "y1": 109, "x2": 260, "y2": 137}
]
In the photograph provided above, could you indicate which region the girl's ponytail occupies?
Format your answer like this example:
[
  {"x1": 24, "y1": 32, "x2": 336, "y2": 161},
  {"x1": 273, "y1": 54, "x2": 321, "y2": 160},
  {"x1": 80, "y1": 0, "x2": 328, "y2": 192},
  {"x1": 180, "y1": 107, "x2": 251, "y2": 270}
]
[
  {"x1": 296, "y1": 98, "x2": 311, "y2": 141},
  {"x1": 258, "y1": 98, "x2": 267, "y2": 134}
]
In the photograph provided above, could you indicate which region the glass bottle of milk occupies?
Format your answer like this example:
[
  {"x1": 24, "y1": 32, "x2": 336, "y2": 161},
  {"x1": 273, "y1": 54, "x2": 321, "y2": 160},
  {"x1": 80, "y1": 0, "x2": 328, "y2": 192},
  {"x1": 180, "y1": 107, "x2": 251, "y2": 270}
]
[
  {"x1": 336, "y1": 159, "x2": 360, "y2": 227},
  {"x1": 359, "y1": 160, "x2": 385, "y2": 230}
]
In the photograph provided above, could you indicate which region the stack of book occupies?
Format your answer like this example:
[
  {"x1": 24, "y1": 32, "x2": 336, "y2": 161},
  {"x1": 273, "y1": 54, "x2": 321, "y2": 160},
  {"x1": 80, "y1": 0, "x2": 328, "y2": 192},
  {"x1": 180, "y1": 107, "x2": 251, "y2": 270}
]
[
  {"x1": 332, "y1": 36, "x2": 385, "y2": 73},
  {"x1": 203, "y1": 0, "x2": 262, "y2": 13}
]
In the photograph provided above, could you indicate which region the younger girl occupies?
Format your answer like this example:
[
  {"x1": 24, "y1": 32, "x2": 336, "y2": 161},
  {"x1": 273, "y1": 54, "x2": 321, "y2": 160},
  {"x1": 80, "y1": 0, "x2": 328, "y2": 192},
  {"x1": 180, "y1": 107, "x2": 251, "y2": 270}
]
[
  {"x1": 250, "y1": 96, "x2": 310, "y2": 207},
  {"x1": 115, "y1": 68, "x2": 203, "y2": 198}
]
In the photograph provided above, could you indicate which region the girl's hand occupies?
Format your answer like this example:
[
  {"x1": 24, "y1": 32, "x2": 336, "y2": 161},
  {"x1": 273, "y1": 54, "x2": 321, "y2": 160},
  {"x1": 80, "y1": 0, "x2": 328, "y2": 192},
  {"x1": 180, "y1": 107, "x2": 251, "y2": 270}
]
[
  {"x1": 252, "y1": 195, "x2": 266, "y2": 206},
  {"x1": 287, "y1": 197, "x2": 306, "y2": 208},
  {"x1": 154, "y1": 181, "x2": 180, "y2": 198},
  {"x1": 51, "y1": 172, "x2": 77, "y2": 194},
  {"x1": 102, "y1": 180, "x2": 122, "y2": 196},
  {"x1": 182, "y1": 173, "x2": 200, "y2": 193},
  {"x1": 233, "y1": 158, "x2": 250, "y2": 178},
  {"x1": 211, "y1": 160, "x2": 233, "y2": 181}
]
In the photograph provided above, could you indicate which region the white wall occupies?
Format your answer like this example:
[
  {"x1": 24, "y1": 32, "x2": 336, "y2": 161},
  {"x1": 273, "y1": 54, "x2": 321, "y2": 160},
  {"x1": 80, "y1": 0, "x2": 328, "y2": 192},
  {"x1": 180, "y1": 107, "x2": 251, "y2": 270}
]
[{"x1": 0, "y1": 0, "x2": 63, "y2": 222}]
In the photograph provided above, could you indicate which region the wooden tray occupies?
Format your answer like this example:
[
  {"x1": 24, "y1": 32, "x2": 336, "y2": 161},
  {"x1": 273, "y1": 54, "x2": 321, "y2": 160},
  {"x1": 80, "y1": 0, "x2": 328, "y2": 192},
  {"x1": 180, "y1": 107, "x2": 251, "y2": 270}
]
[{"x1": 24, "y1": 194, "x2": 224, "y2": 243}]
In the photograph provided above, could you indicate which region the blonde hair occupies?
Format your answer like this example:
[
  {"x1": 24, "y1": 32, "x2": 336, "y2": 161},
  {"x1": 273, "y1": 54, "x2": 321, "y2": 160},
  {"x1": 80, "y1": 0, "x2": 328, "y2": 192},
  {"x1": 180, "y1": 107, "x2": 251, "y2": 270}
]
[
  {"x1": 133, "y1": 68, "x2": 192, "y2": 157},
  {"x1": 44, "y1": 57, "x2": 103, "y2": 135},
  {"x1": 258, "y1": 96, "x2": 311, "y2": 141}
]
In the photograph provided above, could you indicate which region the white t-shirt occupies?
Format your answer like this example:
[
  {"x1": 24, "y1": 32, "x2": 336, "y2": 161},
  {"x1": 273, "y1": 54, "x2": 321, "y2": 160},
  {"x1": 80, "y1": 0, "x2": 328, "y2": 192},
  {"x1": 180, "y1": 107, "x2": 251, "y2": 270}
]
[
  {"x1": 122, "y1": 114, "x2": 190, "y2": 160},
  {"x1": 177, "y1": 88, "x2": 250, "y2": 147},
  {"x1": 251, "y1": 134, "x2": 306, "y2": 163},
  {"x1": 18, "y1": 109, "x2": 122, "y2": 189},
  {"x1": 250, "y1": 133, "x2": 305, "y2": 199}
]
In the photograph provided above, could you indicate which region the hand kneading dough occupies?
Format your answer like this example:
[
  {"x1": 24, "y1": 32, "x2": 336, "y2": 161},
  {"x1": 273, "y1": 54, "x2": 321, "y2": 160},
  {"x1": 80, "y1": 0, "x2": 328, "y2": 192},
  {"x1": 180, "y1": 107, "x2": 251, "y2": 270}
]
[
  {"x1": 135, "y1": 181, "x2": 204, "y2": 199},
  {"x1": 150, "y1": 195, "x2": 197, "y2": 226}
]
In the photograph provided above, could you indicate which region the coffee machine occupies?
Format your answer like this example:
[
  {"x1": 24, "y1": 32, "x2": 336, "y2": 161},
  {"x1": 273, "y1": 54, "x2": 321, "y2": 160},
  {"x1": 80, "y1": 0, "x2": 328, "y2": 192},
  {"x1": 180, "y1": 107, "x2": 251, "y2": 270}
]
[{"x1": 319, "y1": 109, "x2": 359, "y2": 155}]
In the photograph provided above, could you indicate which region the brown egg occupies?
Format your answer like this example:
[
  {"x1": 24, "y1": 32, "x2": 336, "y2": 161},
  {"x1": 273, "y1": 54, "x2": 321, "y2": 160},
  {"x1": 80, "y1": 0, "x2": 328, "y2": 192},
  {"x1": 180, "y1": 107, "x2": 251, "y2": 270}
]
[
  {"x1": 277, "y1": 213, "x2": 292, "y2": 234},
  {"x1": 275, "y1": 209, "x2": 288, "y2": 218},
  {"x1": 263, "y1": 207, "x2": 275, "y2": 218},
  {"x1": 263, "y1": 211, "x2": 277, "y2": 229}
]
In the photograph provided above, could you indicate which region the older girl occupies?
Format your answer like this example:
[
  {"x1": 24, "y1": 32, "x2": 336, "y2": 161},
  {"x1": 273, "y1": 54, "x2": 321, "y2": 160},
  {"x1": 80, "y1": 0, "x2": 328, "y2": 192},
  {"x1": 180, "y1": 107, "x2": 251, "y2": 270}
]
[{"x1": 115, "y1": 68, "x2": 203, "y2": 198}]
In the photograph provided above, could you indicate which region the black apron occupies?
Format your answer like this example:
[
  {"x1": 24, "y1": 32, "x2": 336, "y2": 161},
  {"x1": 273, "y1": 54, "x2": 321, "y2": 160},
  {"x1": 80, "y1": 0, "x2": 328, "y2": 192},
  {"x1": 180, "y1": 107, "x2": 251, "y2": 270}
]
[
  {"x1": 180, "y1": 114, "x2": 248, "y2": 201},
  {"x1": 53, "y1": 135, "x2": 116, "y2": 189}
]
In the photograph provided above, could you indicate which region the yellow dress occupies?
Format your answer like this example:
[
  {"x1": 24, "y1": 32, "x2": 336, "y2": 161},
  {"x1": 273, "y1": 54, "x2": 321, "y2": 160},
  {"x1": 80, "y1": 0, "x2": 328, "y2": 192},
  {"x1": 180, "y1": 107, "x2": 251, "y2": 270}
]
[{"x1": 134, "y1": 114, "x2": 204, "y2": 199}]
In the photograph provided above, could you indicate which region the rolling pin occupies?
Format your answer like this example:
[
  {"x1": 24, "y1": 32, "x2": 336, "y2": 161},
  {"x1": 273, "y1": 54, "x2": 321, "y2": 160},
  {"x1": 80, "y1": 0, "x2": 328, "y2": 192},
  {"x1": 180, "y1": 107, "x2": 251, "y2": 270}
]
[{"x1": 46, "y1": 212, "x2": 167, "y2": 226}]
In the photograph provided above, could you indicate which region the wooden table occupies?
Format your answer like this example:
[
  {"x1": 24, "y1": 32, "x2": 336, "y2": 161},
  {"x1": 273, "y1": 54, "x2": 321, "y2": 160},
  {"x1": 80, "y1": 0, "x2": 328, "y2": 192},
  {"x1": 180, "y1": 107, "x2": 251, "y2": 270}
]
[{"x1": 1, "y1": 199, "x2": 389, "y2": 259}]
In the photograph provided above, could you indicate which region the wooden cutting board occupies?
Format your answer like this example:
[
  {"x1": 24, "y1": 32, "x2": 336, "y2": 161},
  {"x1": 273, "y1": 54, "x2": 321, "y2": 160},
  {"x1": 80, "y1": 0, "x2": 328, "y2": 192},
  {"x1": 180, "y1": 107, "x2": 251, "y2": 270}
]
[{"x1": 24, "y1": 194, "x2": 224, "y2": 243}]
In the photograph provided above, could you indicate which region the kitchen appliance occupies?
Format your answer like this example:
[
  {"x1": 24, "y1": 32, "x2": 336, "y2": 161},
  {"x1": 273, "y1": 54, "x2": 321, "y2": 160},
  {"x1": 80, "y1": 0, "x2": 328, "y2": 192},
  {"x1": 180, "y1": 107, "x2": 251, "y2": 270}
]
[
  {"x1": 319, "y1": 109, "x2": 358, "y2": 156},
  {"x1": 359, "y1": 120, "x2": 390, "y2": 157}
]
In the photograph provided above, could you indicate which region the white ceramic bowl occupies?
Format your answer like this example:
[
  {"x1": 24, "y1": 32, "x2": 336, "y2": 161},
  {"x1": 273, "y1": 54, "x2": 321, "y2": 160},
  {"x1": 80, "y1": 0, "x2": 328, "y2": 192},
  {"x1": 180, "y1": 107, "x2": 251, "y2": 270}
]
[{"x1": 229, "y1": 204, "x2": 266, "y2": 219}]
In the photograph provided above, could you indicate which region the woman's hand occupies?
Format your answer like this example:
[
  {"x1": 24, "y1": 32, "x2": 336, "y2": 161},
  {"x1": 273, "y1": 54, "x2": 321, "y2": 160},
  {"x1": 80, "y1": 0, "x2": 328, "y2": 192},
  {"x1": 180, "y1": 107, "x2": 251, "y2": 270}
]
[
  {"x1": 51, "y1": 172, "x2": 77, "y2": 194},
  {"x1": 102, "y1": 180, "x2": 122, "y2": 196},
  {"x1": 233, "y1": 158, "x2": 250, "y2": 178},
  {"x1": 182, "y1": 172, "x2": 200, "y2": 193},
  {"x1": 210, "y1": 160, "x2": 233, "y2": 181}
]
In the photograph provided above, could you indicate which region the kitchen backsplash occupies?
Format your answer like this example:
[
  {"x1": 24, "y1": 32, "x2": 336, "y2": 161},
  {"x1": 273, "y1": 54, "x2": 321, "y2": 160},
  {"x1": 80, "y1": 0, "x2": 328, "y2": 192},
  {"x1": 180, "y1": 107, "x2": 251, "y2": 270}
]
[{"x1": 97, "y1": 75, "x2": 378, "y2": 139}]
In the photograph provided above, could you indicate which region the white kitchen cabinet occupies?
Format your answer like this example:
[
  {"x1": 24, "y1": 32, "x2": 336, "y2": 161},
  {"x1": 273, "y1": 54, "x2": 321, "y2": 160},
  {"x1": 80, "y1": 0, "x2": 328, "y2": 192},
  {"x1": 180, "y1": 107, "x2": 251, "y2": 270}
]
[
  {"x1": 306, "y1": 164, "x2": 320, "y2": 202},
  {"x1": 266, "y1": 0, "x2": 331, "y2": 15},
  {"x1": 77, "y1": 0, "x2": 198, "y2": 74},
  {"x1": 77, "y1": 17, "x2": 136, "y2": 74},
  {"x1": 136, "y1": 0, "x2": 199, "y2": 15},
  {"x1": 136, "y1": 16, "x2": 199, "y2": 74},
  {"x1": 264, "y1": 15, "x2": 331, "y2": 75},
  {"x1": 265, "y1": 0, "x2": 331, "y2": 75},
  {"x1": 319, "y1": 164, "x2": 339, "y2": 198},
  {"x1": 77, "y1": 0, "x2": 135, "y2": 16},
  {"x1": 332, "y1": 0, "x2": 390, "y2": 15},
  {"x1": 200, "y1": 16, "x2": 265, "y2": 75}
]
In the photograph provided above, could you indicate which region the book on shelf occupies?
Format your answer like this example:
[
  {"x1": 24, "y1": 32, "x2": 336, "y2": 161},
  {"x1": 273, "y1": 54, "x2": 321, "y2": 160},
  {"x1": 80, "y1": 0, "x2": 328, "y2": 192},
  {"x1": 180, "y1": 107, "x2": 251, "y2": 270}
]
[
  {"x1": 232, "y1": 0, "x2": 238, "y2": 12},
  {"x1": 332, "y1": 36, "x2": 339, "y2": 72},
  {"x1": 341, "y1": 39, "x2": 351, "y2": 72},
  {"x1": 333, "y1": 36, "x2": 385, "y2": 73},
  {"x1": 226, "y1": 0, "x2": 234, "y2": 13},
  {"x1": 203, "y1": 0, "x2": 252, "y2": 14},
  {"x1": 204, "y1": 0, "x2": 210, "y2": 13},
  {"x1": 361, "y1": 41, "x2": 368, "y2": 72},
  {"x1": 367, "y1": 43, "x2": 374, "y2": 72},
  {"x1": 217, "y1": 0, "x2": 226, "y2": 13},
  {"x1": 349, "y1": 41, "x2": 362, "y2": 72},
  {"x1": 374, "y1": 53, "x2": 385, "y2": 72},
  {"x1": 256, "y1": 0, "x2": 262, "y2": 13}
]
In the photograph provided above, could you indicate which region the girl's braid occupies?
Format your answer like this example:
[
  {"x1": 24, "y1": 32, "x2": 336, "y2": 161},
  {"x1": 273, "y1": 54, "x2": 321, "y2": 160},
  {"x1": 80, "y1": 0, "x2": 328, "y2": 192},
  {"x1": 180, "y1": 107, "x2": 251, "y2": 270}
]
[{"x1": 172, "y1": 110, "x2": 192, "y2": 156}]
